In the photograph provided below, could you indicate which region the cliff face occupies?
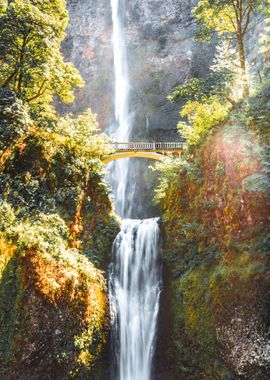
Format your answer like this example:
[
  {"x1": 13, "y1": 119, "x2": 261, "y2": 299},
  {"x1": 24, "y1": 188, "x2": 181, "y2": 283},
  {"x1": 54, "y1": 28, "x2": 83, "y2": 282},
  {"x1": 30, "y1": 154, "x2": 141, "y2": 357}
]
[
  {"x1": 156, "y1": 123, "x2": 270, "y2": 379},
  {"x1": 63, "y1": 0, "x2": 264, "y2": 141},
  {"x1": 63, "y1": 0, "x2": 215, "y2": 139},
  {"x1": 0, "y1": 92, "x2": 119, "y2": 379},
  {"x1": 0, "y1": 171, "x2": 117, "y2": 379},
  {"x1": 61, "y1": 0, "x2": 265, "y2": 220},
  {"x1": 0, "y1": 235, "x2": 108, "y2": 380},
  {"x1": 62, "y1": 0, "x2": 113, "y2": 127}
]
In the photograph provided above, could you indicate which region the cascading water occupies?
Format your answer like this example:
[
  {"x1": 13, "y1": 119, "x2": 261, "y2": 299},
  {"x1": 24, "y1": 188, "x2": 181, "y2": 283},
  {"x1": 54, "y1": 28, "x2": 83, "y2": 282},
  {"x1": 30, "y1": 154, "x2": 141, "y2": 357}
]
[
  {"x1": 108, "y1": 1, "x2": 161, "y2": 379},
  {"x1": 109, "y1": 219, "x2": 161, "y2": 380},
  {"x1": 109, "y1": 0, "x2": 133, "y2": 218}
]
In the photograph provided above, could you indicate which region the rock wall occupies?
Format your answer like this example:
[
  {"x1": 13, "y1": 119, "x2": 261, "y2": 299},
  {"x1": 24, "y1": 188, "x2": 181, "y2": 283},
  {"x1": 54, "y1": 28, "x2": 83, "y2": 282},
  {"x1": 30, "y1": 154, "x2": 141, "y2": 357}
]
[
  {"x1": 63, "y1": 0, "x2": 215, "y2": 139},
  {"x1": 0, "y1": 240, "x2": 108, "y2": 380},
  {"x1": 63, "y1": 1, "x2": 265, "y2": 141},
  {"x1": 62, "y1": 0, "x2": 113, "y2": 127},
  {"x1": 156, "y1": 123, "x2": 270, "y2": 379},
  {"x1": 0, "y1": 92, "x2": 119, "y2": 379}
]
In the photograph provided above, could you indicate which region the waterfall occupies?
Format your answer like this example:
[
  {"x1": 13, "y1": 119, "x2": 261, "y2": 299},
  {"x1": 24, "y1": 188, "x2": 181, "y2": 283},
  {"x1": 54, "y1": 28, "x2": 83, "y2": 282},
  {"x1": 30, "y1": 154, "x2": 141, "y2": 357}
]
[
  {"x1": 108, "y1": 1, "x2": 162, "y2": 379},
  {"x1": 109, "y1": 0, "x2": 133, "y2": 218},
  {"x1": 109, "y1": 219, "x2": 161, "y2": 380}
]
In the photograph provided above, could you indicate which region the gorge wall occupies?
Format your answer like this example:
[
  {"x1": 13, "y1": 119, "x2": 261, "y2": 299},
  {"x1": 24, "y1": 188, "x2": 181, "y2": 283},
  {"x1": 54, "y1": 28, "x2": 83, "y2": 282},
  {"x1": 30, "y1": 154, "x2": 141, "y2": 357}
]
[
  {"x1": 0, "y1": 1, "x2": 269, "y2": 379},
  {"x1": 60, "y1": 2, "x2": 269, "y2": 378},
  {"x1": 0, "y1": 92, "x2": 119, "y2": 379},
  {"x1": 62, "y1": 0, "x2": 216, "y2": 140},
  {"x1": 62, "y1": 0, "x2": 263, "y2": 140},
  {"x1": 155, "y1": 121, "x2": 270, "y2": 379}
]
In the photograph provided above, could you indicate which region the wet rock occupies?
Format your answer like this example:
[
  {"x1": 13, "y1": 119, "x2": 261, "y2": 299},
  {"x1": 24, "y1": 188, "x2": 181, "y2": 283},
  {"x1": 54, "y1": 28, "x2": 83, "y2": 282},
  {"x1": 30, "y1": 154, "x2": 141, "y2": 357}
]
[{"x1": 63, "y1": 0, "x2": 215, "y2": 137}]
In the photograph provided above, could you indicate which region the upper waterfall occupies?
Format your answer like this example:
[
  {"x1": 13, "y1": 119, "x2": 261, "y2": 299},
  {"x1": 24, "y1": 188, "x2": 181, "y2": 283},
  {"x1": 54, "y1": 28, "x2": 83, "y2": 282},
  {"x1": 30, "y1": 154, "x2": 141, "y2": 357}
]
[
  {"x1": 111, "y1": 0, "x2": 131, "y2": 141},
  {"x1": 108, "y1": 0, "x2": 135, "y2": 217}
]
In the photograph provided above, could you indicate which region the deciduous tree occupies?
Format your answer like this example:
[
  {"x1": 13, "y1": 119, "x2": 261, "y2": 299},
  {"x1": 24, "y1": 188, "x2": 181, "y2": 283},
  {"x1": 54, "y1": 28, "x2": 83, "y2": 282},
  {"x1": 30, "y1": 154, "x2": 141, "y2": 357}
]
[
  {"x1": 194, "y1": 0, "x2": 264, "y2": 96},
  {"x1": 0, "y1": 0, "x2": 84, "y2": 107}
]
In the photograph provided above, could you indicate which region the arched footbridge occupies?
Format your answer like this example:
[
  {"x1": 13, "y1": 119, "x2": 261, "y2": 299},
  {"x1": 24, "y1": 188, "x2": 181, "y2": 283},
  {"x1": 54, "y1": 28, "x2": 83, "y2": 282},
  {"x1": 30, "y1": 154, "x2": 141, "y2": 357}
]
[{"x1": 102, "y1": 142, "x2": 186, "y2": 163}]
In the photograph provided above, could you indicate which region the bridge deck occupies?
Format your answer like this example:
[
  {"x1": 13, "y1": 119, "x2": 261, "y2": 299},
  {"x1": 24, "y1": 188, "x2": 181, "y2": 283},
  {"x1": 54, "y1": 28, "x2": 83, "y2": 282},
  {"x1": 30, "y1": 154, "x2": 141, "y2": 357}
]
[
  {"x1": 102, "y1": 142, "x2": 186, "y2": 163},
  {"x1": 113, "y1": 142, "x2": 185, "y2": 152}
]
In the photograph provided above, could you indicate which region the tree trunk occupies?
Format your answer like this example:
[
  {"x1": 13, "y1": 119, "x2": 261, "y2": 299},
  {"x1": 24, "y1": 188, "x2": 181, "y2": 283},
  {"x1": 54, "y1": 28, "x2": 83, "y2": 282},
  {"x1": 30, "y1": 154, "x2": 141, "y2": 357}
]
[
  {"x1": 237, "y1": 33, "x2": 249, "y2": 97},
  {"x1": 17, "y1": 35, "x2": 27, "y2": 94}
]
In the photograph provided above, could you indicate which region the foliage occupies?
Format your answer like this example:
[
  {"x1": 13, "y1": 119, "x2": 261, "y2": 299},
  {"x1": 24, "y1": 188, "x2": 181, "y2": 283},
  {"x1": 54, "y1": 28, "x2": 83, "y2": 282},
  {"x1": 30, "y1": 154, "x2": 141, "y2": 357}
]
[
  {"x1": 0, "y1": 0, "x2": 84, "y2": 110},
  {"x1": 169, "y1": 42, "x2": 247, "y2": 105},
  {"x1": 193, "y1": 0, "x2": 264, "y2": 96},
  {"x1": 259, "y1": 0, "x2": 270, "y2": 57},
  {"x1": 0, "y1": 73, "x2": 116, "y2": 379},
  {"x1": 0, "y1": 200, "x2": 16, "y2": 233},
  {"x1": 0, "y1": 235, "x2": 20, "y2": 376},
  {"x1": 0, "y1": 211, "x2": 108, "y2": 379},
  {"x1": 152, "y1": 158, "x2": 203, "y2": 203},
  {"x1": 83, "y1": 213, "x2": 120, "y2": 267},
  {"x1": 155, "y1": 121, "x2": 269, "y2": 378},
  {"x1": 194, "y1": 0, "x2": 263, "y2": 41},
  {"x1": 58, "y1": 110, "x2": 114, "y2": 159},
  {"x1": 0, "y1": 89, "x2": 32, "y2": 155},
  {"x1": 242, "y1": 173, "x2": 270, "y2": 194},
  {"x1": 168, "y1": 45, "x2": 241, "y2": 145},
  {"x1": 169, "y1": 58, "x2": 235, "y2": 104},
  {"x1": 177, "y1": 98, "x2": 229, "y2": 144},
  {"x1": 168, "y1": 0, "x2": 268, "y2": 147},
  {"x1": 158, "y1": 4, "x2": 270, "y2": 377},
  {"x1": 14, "y1": 213, "x2": 68, "y2": 254},
  {"x1": 0, "y1": 1, "x2": 117, "y2": 378},
  {"x1": 151, "y1": 158, "x2": 183, "y2": 203},
  {"x1": 0, "y1": 89, "x2": 114, "y2": 220}
]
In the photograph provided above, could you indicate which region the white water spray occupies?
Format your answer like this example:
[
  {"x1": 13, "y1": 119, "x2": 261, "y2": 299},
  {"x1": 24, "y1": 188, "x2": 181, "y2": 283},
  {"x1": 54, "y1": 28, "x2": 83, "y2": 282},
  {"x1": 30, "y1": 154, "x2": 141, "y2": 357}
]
[
  {"x1": 109, "y1": 219, "x2": 161, "y2": 380},
  {"x1": 109, "y1": 0, "x2": 133, "y2": 218},
  {"x1": 108, "y1": 1, "x2": 161, "y2": 379},
  {"x1": 111, "y1": 0, "x2": 130, "y2": 139}
]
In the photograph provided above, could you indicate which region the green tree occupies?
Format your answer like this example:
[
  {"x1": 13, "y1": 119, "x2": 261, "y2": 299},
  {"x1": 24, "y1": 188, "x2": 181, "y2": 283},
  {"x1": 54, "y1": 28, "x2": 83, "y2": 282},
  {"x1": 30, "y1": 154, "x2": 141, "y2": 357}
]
[
  {"x1": 0, "y1": 88, "x2": 32, "y2": 165},
  {"x1": 194, "y1": 0, "x2": 264, "y2": 96},
  {"x1": 259, "y1": 0, "x2": 270, "y2": 70},
  {"x1": 0, "y1": 0, "x2": 84, "y2": 106},
  {"x1": 177, "y1": 98, "x2": 229, "y2": 144},
  {"x1": 168, "y1": 44, "x2": 234, "y2": 145},
  {"x1": 169, "y1": 42, "x2": 245, "y2": 106},
  {"x1": 58, "y1": 110, "x2": 114, "y2": 159}
]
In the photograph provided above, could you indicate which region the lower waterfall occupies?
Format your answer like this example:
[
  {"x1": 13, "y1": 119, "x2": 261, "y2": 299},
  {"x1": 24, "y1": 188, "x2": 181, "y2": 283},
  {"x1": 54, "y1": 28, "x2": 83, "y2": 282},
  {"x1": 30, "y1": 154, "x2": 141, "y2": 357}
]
[{"x1": 109, "y1": 218, "x2": 161, "y2": 380}]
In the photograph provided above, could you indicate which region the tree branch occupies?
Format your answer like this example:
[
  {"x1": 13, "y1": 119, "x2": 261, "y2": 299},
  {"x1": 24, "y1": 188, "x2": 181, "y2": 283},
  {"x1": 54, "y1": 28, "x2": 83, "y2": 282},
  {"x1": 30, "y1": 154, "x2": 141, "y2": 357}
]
[
  {"x1": 245, "y1": 16, "x2": 268, "y2": 34},
  {"x1": 242, "y1": 4, "x2": 254, "y2": 35},
  {"x1": 232, "y1": 0, "x2": 240, "y2": 21},
  {"x1": 1, "y1": 67, "x2": 19, "y2": 88},
  {"x1": 26, "y1": 79, "x2": 48, "y2": 102},
  {"x1": 225, "y1": 12, "x2": 238, "y2": 32},
  {"x1": 17, "y1": 34, "x2": 28, "y2": 94},
  {"x1": 224, "y1": 94, "x2": 237, "y2": 106}
]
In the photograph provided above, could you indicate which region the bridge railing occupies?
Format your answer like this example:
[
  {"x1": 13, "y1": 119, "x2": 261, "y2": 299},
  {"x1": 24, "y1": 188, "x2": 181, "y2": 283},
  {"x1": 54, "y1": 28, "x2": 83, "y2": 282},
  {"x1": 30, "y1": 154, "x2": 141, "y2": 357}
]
[{"x1": 113, "y1": 142, "x2": 186, "y2": 151}]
